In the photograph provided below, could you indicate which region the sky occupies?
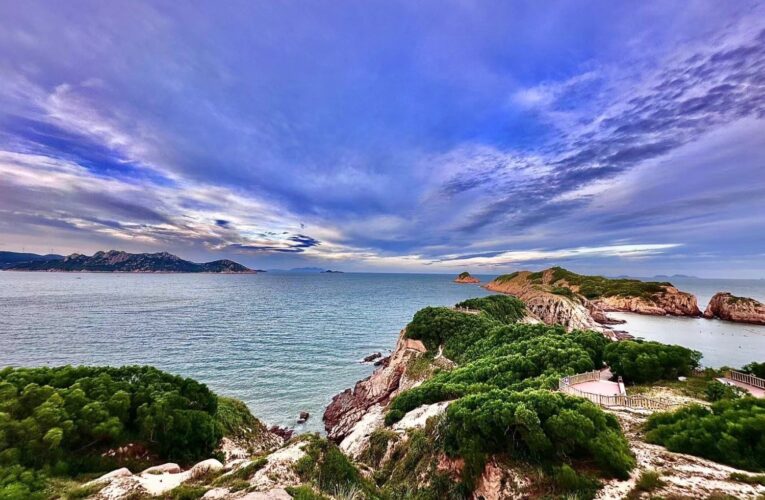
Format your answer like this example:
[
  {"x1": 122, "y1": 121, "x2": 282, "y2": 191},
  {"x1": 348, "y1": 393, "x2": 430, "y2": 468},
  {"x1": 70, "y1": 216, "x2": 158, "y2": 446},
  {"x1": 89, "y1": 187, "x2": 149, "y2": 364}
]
[{"x1": 0, "y1": 1, "x2": 764, "y2": 277}]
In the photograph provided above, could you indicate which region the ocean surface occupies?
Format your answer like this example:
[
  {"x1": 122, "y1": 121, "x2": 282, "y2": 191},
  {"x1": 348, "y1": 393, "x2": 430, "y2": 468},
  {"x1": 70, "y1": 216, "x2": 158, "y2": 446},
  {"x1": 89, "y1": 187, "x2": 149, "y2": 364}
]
[
  {"x1": 611, "y1": 276, "x2": 765, "y2": 369},
  {"x1": 1, "y1": 272, "x2": 763, "y2": 432}
]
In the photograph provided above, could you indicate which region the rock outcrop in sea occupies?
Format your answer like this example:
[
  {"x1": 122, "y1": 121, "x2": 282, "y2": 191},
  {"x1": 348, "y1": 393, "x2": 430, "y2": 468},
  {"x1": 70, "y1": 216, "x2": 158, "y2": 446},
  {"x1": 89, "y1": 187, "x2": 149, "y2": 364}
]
[
  {"x1": 453, "y1": 271, "x2": 480, "y2": 284},
  {"x1": 704, "y1": 292, "x2": 765, "y2": 325}
]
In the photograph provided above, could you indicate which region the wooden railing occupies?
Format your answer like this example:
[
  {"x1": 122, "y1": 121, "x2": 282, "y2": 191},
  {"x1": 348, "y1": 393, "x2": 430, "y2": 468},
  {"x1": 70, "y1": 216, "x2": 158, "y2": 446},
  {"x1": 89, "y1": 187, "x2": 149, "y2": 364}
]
[
  {"x1": 558, "y1": 370, "x2": 600, "y2": 389},
  {"x1": 560, "y1": 385, "x2": 676, "y2": 410},
  {"x1": 727, "y1": 370, "x2": 765, "y2": 390},
  {"x1": 559, "y1": 372, "x2": 676, "y2": 410}
]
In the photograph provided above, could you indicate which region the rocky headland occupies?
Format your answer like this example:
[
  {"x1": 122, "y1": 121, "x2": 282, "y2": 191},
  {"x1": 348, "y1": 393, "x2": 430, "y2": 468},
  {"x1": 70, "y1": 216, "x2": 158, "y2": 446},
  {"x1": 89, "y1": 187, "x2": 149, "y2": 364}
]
[
  {"x1": 4, "y1": 249, "x2": 254, "y2": 273},
  {"x1": 704, "y1": 292, "x2": 765, "y2": 325},
  {"x1": 483, "y1": 267, "x2": 703, "y2": 333},
  {"x1": 453, "y1": 271, "x2": 480, "y2": 284}
]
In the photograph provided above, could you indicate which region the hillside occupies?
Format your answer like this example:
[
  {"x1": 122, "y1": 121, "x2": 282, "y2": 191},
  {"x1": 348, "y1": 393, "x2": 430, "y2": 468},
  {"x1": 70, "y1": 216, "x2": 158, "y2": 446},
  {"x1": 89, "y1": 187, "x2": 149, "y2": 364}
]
[
  {"x1": 486, "y1": 267, "x2": 701, "y2": 321},
  {"x1": 4, "y1": 250, "x2": 254, "y2": 273},
  {"x1": 0, "y1": 251, "x2": 64, "y2": 269}
]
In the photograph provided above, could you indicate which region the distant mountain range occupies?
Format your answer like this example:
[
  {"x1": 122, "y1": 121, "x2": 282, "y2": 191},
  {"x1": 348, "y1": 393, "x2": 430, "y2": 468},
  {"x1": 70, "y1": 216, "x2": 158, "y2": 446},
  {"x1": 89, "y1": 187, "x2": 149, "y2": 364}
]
[
  {"x1": 2, "y1": 250, "x2": 254, "y2": 273},
  {"x1": 0, "y1": 251, "x2": 64, "y2": 269}
]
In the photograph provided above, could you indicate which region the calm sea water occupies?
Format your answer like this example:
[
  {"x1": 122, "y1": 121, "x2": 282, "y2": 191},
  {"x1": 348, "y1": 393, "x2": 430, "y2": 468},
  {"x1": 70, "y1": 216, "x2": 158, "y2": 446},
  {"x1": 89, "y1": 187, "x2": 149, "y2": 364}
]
[
  {"x1": 1, "y1": 272, "x2": 763, "y2": 431},
  {"x1": 611, "y1": 277, "x2": 765, "y2": 368},
  {"x1": 0, "y1": 272, "x2": 491, "y2": 432}
]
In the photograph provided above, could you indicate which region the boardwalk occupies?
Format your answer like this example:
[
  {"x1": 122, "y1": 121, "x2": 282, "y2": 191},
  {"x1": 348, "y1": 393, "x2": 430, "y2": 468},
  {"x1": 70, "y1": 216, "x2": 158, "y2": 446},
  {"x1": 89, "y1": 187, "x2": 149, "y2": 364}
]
[
  {"x1": 559, "y1": 369, "x2": 676, "y2": 410},
  {"x1": 719, "y1": 370, "x2": 765, "y2": 398}
]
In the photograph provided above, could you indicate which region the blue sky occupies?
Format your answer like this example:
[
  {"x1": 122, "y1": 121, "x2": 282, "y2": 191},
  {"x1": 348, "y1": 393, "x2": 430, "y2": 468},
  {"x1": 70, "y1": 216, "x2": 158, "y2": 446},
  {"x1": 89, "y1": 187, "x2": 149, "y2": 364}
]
[{"x1": 1, "y1": 1, "x2": 764, "y2": 276}]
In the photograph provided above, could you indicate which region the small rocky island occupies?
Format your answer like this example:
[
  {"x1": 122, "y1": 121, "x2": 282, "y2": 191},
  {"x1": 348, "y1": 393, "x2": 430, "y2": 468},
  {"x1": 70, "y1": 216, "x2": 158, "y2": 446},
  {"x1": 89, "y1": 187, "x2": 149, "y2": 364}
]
[
  {"x1": 4, "y1": 250, "x2": 255, "y2": 273},
  {"x1": 704, "y1": 292, "x2": 765, "y2": 325},
  {"x1": 453, "y1": 271, "x2": 480, "y2": 284}
]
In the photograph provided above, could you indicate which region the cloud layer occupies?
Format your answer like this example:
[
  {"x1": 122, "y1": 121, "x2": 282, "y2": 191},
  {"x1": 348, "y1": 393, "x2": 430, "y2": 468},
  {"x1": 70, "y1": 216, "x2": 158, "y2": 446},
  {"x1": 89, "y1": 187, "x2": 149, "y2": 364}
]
[{"x1": 0, "y1": 1, "x2": 764, "y2": 276}]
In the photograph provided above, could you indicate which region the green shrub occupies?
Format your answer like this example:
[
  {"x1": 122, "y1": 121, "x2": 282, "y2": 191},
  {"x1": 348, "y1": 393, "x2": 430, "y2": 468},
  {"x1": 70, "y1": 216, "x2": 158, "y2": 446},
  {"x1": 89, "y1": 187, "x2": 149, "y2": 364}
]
[
  {"x1": 548, "y1": 267, "x2": 671, "y2": 300},
  {"x1": 742, "y1": 362, "x2": 765, "y2": 379},
  {"x1": 553, "y1": 464, "x2": 601, "y2": 499},
  {"x1": 285, "y1": 485, "x2": 330, "y2": 500},
  {"x1": 705, "y1": 380, "x2": 745, "y2": 401},
  {"x1": 603, "y1": 340, "x2": 701, "y2": 383},
  {"x1": 294, "y1": 438, "x2": 377, "y2": 496},
  {"x1": 645, "y1": 398, "x2": 765, "y2": 471},
  {"x1": 633, "y1": 469, "x2": 664, "y2": 492},
  {"x1": 443, "y1": 390, "x2": 634, "y2": 480},
  {"x1": 454, "y1": 295, "x2": 526, "y2": 324},
  {"x1": 163, "y1": 484, "x2": 209, "y2": 499},
  {"x1": 0, "y1": 365, "x2": 225, "y2": 495},
  {"x1": 729, "y1": 472, "x2": 765, "y2": 486},
  {"x1": 0, "y1": 465, "x2": 47, "y2": 500},
  {"x1": 404, "y1": 306, "x2": 497, "y2": 360},
  {"x1": 388, "y1": 324, "x2": 607, "y2": 421}
]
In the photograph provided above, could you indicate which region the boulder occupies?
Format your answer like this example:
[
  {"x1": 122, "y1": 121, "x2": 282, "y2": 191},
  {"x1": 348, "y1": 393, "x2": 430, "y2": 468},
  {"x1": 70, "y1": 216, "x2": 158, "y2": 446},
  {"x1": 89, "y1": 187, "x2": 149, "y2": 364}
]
[
  {"x1": 141, "y1": 463, "x2": 181, "y2": 475},
  {"x1": 297, "y1": 411, "x2": 310, "y2": 424},
  {"x1": 190, "y1": 458, "x2": 224, "y2": 479}
]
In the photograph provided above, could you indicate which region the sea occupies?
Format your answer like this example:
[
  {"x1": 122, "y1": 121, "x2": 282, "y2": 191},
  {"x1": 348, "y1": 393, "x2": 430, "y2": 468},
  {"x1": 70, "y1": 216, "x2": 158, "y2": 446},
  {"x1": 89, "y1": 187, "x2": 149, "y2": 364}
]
[{"x1": 1, "y1": 272, "x2": 763, "y2": 432}]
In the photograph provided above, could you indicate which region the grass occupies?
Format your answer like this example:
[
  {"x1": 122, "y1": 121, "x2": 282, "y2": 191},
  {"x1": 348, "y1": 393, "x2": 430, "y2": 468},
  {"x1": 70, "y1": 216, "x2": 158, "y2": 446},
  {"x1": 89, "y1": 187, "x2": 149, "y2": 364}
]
[
  {"x1": 729, "y1": 472, "x2": 765, "y2": 486},
  {"x1": 404, "y1": 354, "x2": 436, "y2": 380},
  {"x1": 211, "y1": 457, "x2": 267, "y2": 487},
  {"x1": 626, "y1": 470, "x2": 665, "y2": 499},
  {"x1": 627, "y1": 373, "x2": 717, "y2": 401},
  {"x1": 162, "y1": 484, "x2": 209, "y2": 500},
  {"x1": 61, "y1": 481, "x2": 107, "y2": 499},
  {"x1": 549, "y1": 267, "x2": 671, "y2": 300},
  {"x1": 285, "y1": 485, "x2": 330, "y2": 499}
]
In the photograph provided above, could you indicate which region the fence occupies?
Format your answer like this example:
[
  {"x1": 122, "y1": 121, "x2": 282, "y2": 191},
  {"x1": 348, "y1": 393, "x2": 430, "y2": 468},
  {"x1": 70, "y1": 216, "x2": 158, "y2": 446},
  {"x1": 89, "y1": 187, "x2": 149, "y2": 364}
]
[
  {"x1": 558, "y1": 370, "x2": 600, "y2": 389},
  {"x1": 559, "y1": 372, "x2": 676, "y2": 410},
  {"x1": 727, "y1": 370, "x2": 765, "y2": 390}
]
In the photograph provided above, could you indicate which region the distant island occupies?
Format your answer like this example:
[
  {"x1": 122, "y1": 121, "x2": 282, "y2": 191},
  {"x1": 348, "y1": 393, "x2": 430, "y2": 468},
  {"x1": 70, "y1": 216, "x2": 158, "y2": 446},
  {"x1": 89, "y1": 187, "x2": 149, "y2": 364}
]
[
  {"x1": 2, "y1": 250, "x2": 254, "y2": 273},
  {"x1": 0, "y1": 251, "x2": 64, "y2": 269},
  {"x1": 453, "y1": 271, "x2": 480, "y2": 283},
  {"x1": 323, "y1": 269, "x2": 343, "y2": 273}
]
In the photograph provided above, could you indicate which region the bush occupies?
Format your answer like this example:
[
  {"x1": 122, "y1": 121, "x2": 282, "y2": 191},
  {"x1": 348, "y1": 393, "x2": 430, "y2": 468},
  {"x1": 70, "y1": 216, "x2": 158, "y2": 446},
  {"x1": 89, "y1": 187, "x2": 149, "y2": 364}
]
[
  {"x1": 742, "y1": 362, "x2": 765, "y2": 379},
  {"x1": 404, "y1": 307, "x2": 497, "y2": 360},
  {"x1": 705, "y1": 381, "x2": 745, "y2": 401},
  {"x1": 455, "y1": 295, "x2": 526, "y2": 324},
  {"x1": 603, "y1": 340, "x2": 701, "y2": 383},
  {"x1": 0, "y1": 365, "x2": 223, "y2": 492},
  {"x1": 443, "y1": 390, "x2": 635, "y2": 480},
  {"x1": 645, "y1": 398, "x2": 765, "y2": 471},
  {"x1": 388, "y1": 324, "x2": 607, "y2": 421}
]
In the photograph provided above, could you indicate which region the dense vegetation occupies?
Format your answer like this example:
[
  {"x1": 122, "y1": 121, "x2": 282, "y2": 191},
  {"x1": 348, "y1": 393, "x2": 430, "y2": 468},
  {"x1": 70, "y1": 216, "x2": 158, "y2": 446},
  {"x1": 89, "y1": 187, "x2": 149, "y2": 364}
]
[
  {"x1": 645, "y1": 397, "x2": 765, "y2": 472},
  {"x1": 603, "y1": 340, "x2": 701, "y2": 383},
  {"x1": 743, "y1": 362, "x2": 765, "y2": 379},
  {"x1": 454, "y1": 295, "x2": 526, "y2": 324},
  {"x1": 385, "y1": 302, "x2": 635, "y2": 490},
  {"x1": 548, "y1": 267, "x2": 672, "y2": 300},
  {"x1": 0, "y1": 365, "x2": 225, "y2": 498}
]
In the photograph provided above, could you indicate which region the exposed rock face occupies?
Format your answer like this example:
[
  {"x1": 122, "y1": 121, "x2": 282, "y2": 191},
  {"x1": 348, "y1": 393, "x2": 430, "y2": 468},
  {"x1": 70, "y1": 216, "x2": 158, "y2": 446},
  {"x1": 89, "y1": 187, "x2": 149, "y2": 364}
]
[
  {"x1": 454, "y1": 271, "x2": 480, "y2": 284},
  {"x1": 323, "y1": 330, "x2": 427, "y2": 441},
  {"x1": 474, "y1": 458, "x2": 531, "y2": 500},
  {"x1": 484, "y1": 268, "x2": 701, "y2": 331},
  {"x1": 483, "y1": 271, "x2": 605, "y2": 331},
  {"x1": 7, "y1": 249, "x2": 254, "y2": 273},
  {"x1": 704, "y1": 292, "x2": 765, "y2": 325},
  {"x1": 591, "y1": 286, "x2": 701, "y2": 316}
]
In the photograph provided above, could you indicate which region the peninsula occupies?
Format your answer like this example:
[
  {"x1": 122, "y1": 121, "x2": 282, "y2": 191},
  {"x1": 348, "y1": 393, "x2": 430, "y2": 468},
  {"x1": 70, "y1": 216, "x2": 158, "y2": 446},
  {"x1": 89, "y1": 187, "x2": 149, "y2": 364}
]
[{"x1": 3, "y1": 250, "x2": 254, "y2": 273}]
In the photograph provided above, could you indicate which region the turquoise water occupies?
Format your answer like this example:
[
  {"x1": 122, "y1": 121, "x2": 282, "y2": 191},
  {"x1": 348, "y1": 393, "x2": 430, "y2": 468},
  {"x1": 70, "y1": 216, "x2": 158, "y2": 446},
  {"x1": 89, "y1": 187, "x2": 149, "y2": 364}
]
[
  {"x1": 0, "y1": 272, "x2": 490, "y2": 432},
  {"x1": 1, "y1": 272, "x2": 763, "y2": 432}
]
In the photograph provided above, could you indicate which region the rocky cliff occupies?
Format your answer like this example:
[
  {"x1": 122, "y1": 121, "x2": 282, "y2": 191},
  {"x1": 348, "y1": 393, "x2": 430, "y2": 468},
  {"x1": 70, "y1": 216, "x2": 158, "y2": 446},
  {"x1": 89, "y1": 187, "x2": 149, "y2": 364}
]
[
  {"x1": 323, "y1": 330, "x2": 429, "y2": 441},
  {"x1": 6, "y1": 250, "x2": 254, "y2": 273},
  {"x1": 453, "y1": 271, "x2": 480, "y2": 284},
  {"x1": 590, "y1": 286, "x2": 700, "y2": 316},
  {"x1": 485, "y1": 267, "x2": 701, "y2": 327},
  {"x1": 704, "y1": 292, "x2": 765, "y2": 325},
  {"x1": 483, "y1": 270, "x2": 606, "y2": 331}
]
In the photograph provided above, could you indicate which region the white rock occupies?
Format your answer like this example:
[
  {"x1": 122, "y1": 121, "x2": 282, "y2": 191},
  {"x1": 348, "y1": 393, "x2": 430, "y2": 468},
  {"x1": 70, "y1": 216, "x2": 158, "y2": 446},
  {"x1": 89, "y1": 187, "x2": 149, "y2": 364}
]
[
  {"x1": 190, "y1": 458, "x2": 224, "y2": 479},
  {"x1": 202, "y1": 487, "x2": 232, "y2": 499},
  {"x1": 339, "y1": 404, "x2": 386, "y2": 458},
  {"x1": 393, "y1": 401, "x2": 451, "y2": 431},
  {"x1": 240, "y1": 488, "x2": 293, "y2": 499},
  {"x1": 86, "y1": 467, "x2": 132, "y2": 486},
  {"x1": 141, "y1": 463, "x2": 181, "y2": 475},
  {"x1": 249, "y1": 442, "x2": 306, "y2": 491}
]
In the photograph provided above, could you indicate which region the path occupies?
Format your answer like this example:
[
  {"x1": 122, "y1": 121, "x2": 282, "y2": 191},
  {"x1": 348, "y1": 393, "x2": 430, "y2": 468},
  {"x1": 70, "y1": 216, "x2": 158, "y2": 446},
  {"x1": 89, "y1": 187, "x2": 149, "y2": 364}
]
[{"x1": 719, "y1": 377, "x2": 765, "y2": 398}]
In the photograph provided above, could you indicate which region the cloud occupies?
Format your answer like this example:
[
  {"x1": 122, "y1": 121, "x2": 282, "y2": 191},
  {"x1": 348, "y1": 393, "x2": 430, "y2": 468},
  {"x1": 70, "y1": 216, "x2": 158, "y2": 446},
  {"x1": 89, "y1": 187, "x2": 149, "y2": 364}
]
[{"x1": 0, "y1": 1, "x2": 763, "y2": 275}]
